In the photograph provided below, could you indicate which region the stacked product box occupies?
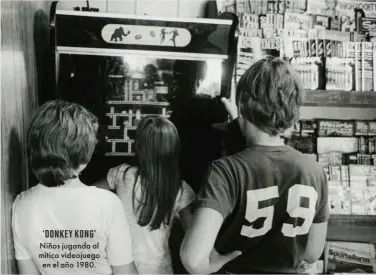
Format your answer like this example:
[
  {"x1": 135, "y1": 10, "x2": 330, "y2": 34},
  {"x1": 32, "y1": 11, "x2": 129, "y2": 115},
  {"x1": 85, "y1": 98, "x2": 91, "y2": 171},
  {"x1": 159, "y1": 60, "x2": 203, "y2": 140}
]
[
  {"x1": 236, "y1": 11, "x2": 284, "y2": 82},
  {"x1": 315, "y1": 119, "x2": 376, "y2": 215},
  {"x1": 350, "y1": 41, "x2": 376, "y2": 92},
  {"x1": 351, "y1": 121, "x2": 376, "y2": 165},
  {"x1": 285, "y1": 29, "x2": 326, "y2": 90},
  {"x1": 349, "y1": 165, "x2": 376, "y2": 215},
  {"x1": 328, "y1": 185, "x2": 351, "y2": 215},
  {"x1": 325, "y1": 165, "x2": 376, "y2": 216},
  {"x1": 316, "y1": 120, "x2": 376, "y2": 166},
  {"x1": 230, "y1": 0, "x2": 376, "y2": 92},
  {"x1": 324, "y1": 242, "x2": 376, "y2": 273},
  {"x1": 281, "y1": 118, "x2": 376, "y2": 215}
]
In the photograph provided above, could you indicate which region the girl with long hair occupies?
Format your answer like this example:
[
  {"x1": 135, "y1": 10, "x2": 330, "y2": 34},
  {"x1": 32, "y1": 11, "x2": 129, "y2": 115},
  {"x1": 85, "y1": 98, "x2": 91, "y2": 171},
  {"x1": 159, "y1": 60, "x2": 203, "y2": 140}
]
[{"x1": 96, "y1": 115, "x2": 195, "y2": 274}]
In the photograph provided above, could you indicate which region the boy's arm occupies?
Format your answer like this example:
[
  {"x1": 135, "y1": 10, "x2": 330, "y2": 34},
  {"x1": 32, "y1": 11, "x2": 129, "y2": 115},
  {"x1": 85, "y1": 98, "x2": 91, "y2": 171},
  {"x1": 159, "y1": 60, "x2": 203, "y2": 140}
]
[
  {"x1": 221, "y1": 97, "x2": 238, "y2": 120},
  {"x1": 180, "y1": 207, "x2": 241, "y2": 274},
  {"x1": 214, "y1": 97, "x2": 246, "y2": 156},
  {"x1": 177, "y1": 182, "x2": 196, "y2": 231},
  {"x1": 303, "y1": 222, "x2": 328, "y2": 263},
  {"x1": 178, "y1": 205, "x2": 193, "y2": 231},
  {"x1": 304, "y1": 169, "x2": 329, "y2": 263},
  {"x1": 180, "y1": 163, "x2": 241, "y2": 274}
]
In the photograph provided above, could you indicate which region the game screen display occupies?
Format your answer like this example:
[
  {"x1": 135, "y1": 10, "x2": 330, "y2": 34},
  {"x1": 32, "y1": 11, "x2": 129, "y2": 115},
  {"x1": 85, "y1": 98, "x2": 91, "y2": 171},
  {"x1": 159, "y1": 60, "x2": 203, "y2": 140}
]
[{"x1": 57, "y1": 53, "x2": 223, "y2": 157}]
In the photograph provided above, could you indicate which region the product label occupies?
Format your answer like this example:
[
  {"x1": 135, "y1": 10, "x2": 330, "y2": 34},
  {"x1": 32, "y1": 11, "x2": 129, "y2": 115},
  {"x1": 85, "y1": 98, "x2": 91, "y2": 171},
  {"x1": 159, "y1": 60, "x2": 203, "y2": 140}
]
[
  {"x1": 355, "y1": 121, "x2": 369, "y2": 136},
  {"x1": 326, "y1": 242, "x2": 376, "y2": 273},
  {"x1": 318, "y1": 120, "x2": 354, "y2": 137}
]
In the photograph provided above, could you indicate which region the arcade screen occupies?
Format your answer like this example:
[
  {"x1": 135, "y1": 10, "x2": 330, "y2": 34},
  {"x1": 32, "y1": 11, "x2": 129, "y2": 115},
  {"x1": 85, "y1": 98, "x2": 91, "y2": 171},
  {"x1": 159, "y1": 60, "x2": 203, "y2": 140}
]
[{"x1": 57, "y1": 53, "x2": 223, "y2": 158}]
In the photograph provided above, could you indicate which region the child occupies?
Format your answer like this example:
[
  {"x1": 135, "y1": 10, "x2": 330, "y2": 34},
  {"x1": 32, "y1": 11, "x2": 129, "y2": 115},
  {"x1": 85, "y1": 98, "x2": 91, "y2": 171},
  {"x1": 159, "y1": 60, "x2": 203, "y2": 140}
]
[
  {"x1": 12, "y1": 100, "x2": 137, "y2": 275},
  {"x1": 96, "y1": 115, "x2": 195, "y2": 274},
  {"x1": 181, "y1": 56, "x2": 329, "y2": 274}
]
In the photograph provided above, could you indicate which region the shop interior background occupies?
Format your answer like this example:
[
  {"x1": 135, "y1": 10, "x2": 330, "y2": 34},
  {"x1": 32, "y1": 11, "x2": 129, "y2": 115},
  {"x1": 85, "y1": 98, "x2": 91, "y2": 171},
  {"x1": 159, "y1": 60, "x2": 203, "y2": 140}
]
[{"x1": 2, "y1": 0, "x2": 376, "y2": 274}]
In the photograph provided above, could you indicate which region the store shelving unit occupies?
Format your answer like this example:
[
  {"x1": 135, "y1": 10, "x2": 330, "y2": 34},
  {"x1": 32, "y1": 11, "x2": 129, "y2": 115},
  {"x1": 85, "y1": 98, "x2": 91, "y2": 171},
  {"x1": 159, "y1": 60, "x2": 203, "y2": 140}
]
[
  {"x1": 328, "y1": 214, "x2": 376, "y2": 243},
  {"x1": 303, "y1": 90, "x2": 376, "y2": 108},
  {"x1": 302, "y1": 89, "x2": 376, "y2": 244}
]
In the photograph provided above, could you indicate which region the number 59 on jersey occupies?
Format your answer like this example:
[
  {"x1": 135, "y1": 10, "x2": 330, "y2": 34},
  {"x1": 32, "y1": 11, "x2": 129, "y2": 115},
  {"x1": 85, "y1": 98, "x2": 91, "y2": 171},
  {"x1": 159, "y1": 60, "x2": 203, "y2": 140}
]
[{"x1": 241, "y1": 184, "x2": 318, "y2": 239}]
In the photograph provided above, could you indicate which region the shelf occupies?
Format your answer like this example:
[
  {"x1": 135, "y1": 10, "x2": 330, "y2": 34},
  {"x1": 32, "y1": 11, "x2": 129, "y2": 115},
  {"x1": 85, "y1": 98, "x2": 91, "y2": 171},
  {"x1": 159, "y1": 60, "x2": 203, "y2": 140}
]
[
  {"x1": 106, "y1": 113, "x2": 129, "y2": 117},
  {"x1": 105, "y1": 152, "x2": 135, "y2": 156},
  {"x1": 107, "y1": 101, "x2": 169, "y2": 106},
  {"x1": 106, "y1": 139, "x2": 134, "y2": 143},
  {"x1": 303, "y1": 90, "x2": 376, "y2": 108},
  {"x1": 327, "y1": 214, "x2": 376, "y2": 244},
  {"x1": 108, "y1": 126, "x2": 120, "y2": 130}
]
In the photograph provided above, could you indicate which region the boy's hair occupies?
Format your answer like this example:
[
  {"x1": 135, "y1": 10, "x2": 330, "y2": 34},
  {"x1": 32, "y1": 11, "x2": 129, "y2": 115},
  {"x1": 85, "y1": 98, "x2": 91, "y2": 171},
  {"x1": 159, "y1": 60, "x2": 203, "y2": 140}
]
[
  {"x1": 27, "y1": 100, "x2": 98, "y2": 187},
  {"x1": 133, "y1": 115, "x2": 182, "y2": 231},
  {"x1": 236, "y1": 56, "x2": 303, "y2": 136}
]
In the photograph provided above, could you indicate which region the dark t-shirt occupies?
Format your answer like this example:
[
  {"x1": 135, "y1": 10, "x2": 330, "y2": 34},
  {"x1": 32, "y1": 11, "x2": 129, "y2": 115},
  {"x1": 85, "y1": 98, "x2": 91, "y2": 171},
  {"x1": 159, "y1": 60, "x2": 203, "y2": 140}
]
[{"x1": 195, "y1": 145, "x2": 329, "y2": 274}]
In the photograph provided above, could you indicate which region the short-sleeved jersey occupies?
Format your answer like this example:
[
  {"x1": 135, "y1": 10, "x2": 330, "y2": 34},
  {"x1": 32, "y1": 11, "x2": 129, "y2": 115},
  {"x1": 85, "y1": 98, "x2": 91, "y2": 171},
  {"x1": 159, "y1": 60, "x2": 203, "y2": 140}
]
[{"x1": 195, "y1": 145, "x2": 329, "y2": 274}]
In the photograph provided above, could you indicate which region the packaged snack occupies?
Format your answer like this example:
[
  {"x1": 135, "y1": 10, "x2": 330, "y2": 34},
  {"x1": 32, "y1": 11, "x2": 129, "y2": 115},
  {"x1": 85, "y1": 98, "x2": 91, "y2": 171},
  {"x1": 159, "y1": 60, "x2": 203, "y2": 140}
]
[
  {"x1": 350, "y1": 187, "x2": 366, "y2": 215},
  {"x1": 317, "y1": 120, "x2": 354, "y2": 137},
  {"x1": 325, "y1": 242, "x2": 376, "y2": 273},
  {"x1": 364, "y1": 187, "x2": 376, "y2": 215},
  {"x1": 361, "y1": 42, "x2": 373, "y2": 92},
  {"x1": 300, "y1": 120, "x2": 316, "y2": 136},
  {"x1": 325, "y1": 58, "x2": 354, "y2": 91},
  {"x1": 317, "y1": 137, "x2": 358, "y2": 154},
  {"x1": 343, "y1": 153, "x2": 358, "y2": 165},
  {"x1": 349, "y1": 165, "x2": 372, "y2": 187},
  {"x1": 358, "y1": 136, "x2": 368, "y2": 154},
  {"x1": 374, "y1": 43, "x2": 376, "y2": 91},
  {"x1": 372, "y1": 155, "x2": 376, "y2": 166},
  {"x1": 354, "y1": 121, "x2": 369, "y2": 136},
  {"x1": 355, "y1": 42, "x2": 362, "y2": 91},
  {"x1": 284, "y1": 12, "x2": 313, "y2": 30},
  {"x1": 329, "y1": 165, "x2": 341, "y2": 181},
  {"x1": 368, "y1": 121, "x2": 376, "y2": 136},
  {"x1": 368, "y1": 137, "x2": 375, "y2": 154},
  {"x1": 341, "y1": 165, "x2": 350, "y2": 187},
  {"x1": 329, "y1": 186, "x2": 351, "y2": 214}
]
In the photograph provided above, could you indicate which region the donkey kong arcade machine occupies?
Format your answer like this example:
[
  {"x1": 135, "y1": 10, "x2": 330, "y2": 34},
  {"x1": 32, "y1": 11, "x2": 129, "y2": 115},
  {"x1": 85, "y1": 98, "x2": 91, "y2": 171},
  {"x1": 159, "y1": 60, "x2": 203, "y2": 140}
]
[{"x1": 50, "y1": 2, "x2": 238, "y2": 191}]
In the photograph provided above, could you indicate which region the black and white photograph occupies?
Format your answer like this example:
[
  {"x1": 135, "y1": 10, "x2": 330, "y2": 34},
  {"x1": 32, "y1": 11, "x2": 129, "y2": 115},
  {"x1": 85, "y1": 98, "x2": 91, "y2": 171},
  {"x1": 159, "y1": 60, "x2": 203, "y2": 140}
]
[{"x1": 1, "y1": 0, "x2": 376, "y2": 274}]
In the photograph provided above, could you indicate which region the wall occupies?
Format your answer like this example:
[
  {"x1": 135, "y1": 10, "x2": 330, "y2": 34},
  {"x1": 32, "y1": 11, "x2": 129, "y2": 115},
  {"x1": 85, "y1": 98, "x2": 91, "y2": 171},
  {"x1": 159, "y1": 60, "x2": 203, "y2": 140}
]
[
  {"x1": 56, "y1": 0, "x2": 376, "y2": 120},
  {"x1": 300, "y1": 107, "x2": 376, "y2": 120},
  {"x1": 56, "y1": 0, "x2": 206, "y2": 17},
  {"x1": 1, "y1": 1, "x2": 51, "y2": 273},
  {"x1": 1, "y1": 0, "x2": 375, "y2": 272}
]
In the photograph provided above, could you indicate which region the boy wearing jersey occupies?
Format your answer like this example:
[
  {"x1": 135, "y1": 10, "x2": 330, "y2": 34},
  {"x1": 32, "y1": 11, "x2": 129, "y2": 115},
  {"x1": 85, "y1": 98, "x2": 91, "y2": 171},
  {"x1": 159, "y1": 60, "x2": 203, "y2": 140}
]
[{"x1": 181, "y1": 57, "x2": 329, "y2": 274}]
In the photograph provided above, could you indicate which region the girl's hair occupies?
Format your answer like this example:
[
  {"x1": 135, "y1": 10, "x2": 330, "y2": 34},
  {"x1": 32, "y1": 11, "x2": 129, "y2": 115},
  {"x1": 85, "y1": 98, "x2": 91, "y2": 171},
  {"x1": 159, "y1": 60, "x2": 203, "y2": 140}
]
[
  {"x1": 27, "y1": 100, "x2": 98, "y2": 187},
  {"x1": 133, "y1": 115, "x2": 182, "y2": 230}
]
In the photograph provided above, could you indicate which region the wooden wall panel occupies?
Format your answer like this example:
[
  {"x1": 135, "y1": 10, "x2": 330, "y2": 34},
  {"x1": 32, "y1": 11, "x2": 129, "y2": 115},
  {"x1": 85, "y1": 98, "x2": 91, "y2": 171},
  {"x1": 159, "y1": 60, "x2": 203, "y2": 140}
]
[
  {"x1": 135, "y1": 0, "x2": 179, "y2": 16},
  {"x1": 300, "y1": 107, "x2": 376, "y2": 120},
  {"x1": 56, "y1": 0, "x2": 107, "y2": 12},
  {"x1": 1, "y1": 1, "x2": 52, "y2": 273},
  {"x1": 1, "y1": 2, "x2": 22, "y2": 272},
  {"x1": 107, "y1": 0, "x2": 137, "y2": 14},
  {"x1": 177, "y1": 0, "x2": 205, "y2": 17}
]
